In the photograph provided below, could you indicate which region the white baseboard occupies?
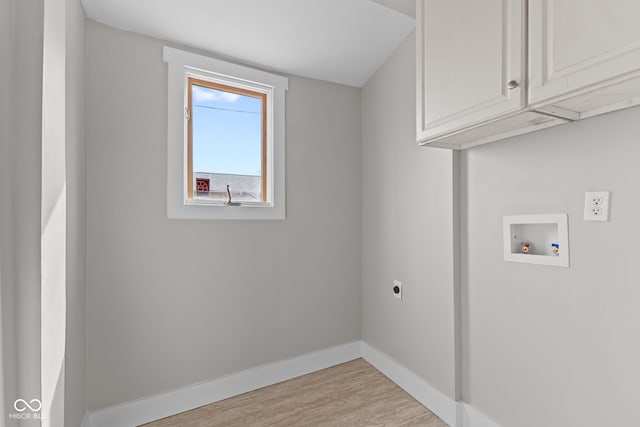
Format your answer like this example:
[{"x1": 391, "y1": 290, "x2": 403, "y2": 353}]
[
  {"x1": 360, "y1": 344, "x2": 501, "y2": 427},
  {"x1": 84, "y1": 340, "x2": 500, "y2": 427},
  {"x1": 361, "y1": 342, "x2": 458, "y2": 426},
  {"x1": 459, "y1": 402, "x2": 502, "y2": 427},
  {"x1": 88, "y1": 341, "x2": 362, "y2": 427}
]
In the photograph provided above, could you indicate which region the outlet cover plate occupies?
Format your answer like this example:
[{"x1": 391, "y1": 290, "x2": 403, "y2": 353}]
[{"x1": 584, "y1": 191, "x2": 610, "y2": 221}]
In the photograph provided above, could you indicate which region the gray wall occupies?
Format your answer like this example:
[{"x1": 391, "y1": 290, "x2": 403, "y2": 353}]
[
  {"x1": 461, "y1": 106, "x2": 640, "y2": 427},
  {"x1": 85, "y1": 21, "x2": 363, "y2": 410},
  {"x1": 0, "y1": 0, "x2": 17, "y2": 421},
  {"x1": 9, "y1": 2, "x2": 44, "y2": 425},
  {"x1": 362, "y1": 32, "x2": 457, "y2": 399},
  {"x1": 65, "y1": 0, "x2": 87, "y2": 425}
]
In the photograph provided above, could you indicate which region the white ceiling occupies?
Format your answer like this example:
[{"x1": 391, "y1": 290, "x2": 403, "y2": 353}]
[{"x1": 81, "y1": 0, "x2": 415, "y2": 87}]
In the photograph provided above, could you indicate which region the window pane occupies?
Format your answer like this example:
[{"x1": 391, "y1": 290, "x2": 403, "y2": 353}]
[{"x1": 191, "y1": 83, "x2": 263, "y2": 202}]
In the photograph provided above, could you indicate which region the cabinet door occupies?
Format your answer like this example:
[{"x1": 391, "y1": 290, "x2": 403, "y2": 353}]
[
  {"x1": 417, "y1": 0, "x2": 525, "y2": 143},
  {"x1": 530, "y1": 0, "x2": 640, "y2": 105}
]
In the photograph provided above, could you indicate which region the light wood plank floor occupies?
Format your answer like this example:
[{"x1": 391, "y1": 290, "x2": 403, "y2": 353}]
[{"x1": 142, "y1": 358, "x2": 448, "y2": 427}]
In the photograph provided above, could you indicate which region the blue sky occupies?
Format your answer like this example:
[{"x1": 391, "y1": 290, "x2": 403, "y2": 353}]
[{"x1": 192, "y1": 84, "x2": 262, "y2": 176}]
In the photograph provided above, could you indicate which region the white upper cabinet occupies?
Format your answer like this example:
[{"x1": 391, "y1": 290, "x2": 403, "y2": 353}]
[
  {"x1": 529, "y1": 0, "x2": 640, "y2": 106},
  {"x1": 417, "y1": 0, "x2": 640, "y2": 149},
  {"x1": 416, "y1": 0, "x2": 526, "y2": 144}
]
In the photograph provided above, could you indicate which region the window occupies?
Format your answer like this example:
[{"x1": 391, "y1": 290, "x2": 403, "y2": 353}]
[
  {"x1": 163, "y1": 47, "x2": 288, "y2": 220},
  {"x1": 188, "y1": 77, "x2": 267, "y2": 204}
]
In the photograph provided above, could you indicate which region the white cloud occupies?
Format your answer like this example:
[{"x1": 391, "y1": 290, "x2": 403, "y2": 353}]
[{"x1": 193, "y1": 86, "x2": 240, "y2": 103}]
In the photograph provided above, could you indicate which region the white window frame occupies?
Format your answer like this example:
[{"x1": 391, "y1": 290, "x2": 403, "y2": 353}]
[{"x1": 163, "y1": 46, "x2": 288, "y2": 220}]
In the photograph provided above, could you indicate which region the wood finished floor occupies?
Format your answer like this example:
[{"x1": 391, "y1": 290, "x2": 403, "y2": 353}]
[{"x1": 141, "y1": 358, "x2": 448, "y2": 427}]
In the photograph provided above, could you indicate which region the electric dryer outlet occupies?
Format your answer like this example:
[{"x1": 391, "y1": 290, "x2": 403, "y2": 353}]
[{"x1": 392, "y1": 280, "x2": 402, "y2": 300}]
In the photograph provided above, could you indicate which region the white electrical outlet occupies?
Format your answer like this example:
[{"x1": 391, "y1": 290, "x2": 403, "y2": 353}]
[
  {"x1": 584, "y1": 191, "x2": 610, "y2": 221},
  {"x1": 392, "y1": 280, "x2": 402, "y2": 300}
]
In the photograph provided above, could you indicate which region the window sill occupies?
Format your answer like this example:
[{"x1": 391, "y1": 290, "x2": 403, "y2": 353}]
[{"x1": 184, "y1": 200, "x2": 274, "y2": 208}]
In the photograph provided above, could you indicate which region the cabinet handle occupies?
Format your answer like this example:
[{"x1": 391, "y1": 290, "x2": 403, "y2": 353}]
[{"x1": 507, "y1": 80, "x2": 519, "y2": 90}]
